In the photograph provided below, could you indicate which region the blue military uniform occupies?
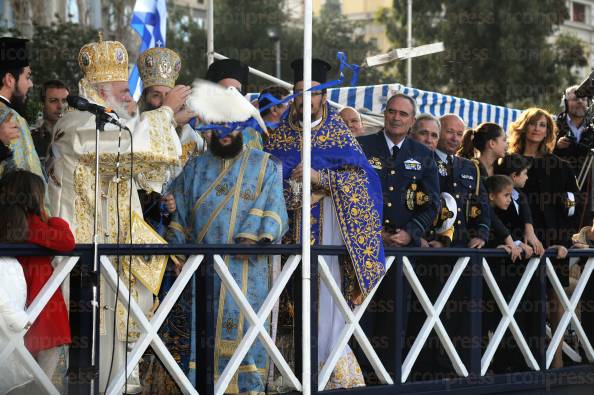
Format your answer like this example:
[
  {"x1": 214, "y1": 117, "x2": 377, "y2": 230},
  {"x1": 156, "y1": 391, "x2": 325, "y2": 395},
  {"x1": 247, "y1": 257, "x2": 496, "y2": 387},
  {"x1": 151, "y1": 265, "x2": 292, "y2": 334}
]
[
  {"x1": 421, "y1": 150, "x2": 492, "y2": 374},
  {"x1": 356, "y1": 130, "x2": 439, "y2": 380},
  {"x1": 357, "y1": 131, "x2": 440, "y2": 246},
  {"x1": 433, "y1": 150, "x2": 490, "y2": 246}
]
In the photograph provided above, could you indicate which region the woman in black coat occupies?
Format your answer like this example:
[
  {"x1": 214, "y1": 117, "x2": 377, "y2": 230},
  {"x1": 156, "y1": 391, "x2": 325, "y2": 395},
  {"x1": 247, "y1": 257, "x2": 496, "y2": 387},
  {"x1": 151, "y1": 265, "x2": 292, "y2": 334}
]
[{"x1": 507, "y1": 108, "x2": 576, "y2": 368}]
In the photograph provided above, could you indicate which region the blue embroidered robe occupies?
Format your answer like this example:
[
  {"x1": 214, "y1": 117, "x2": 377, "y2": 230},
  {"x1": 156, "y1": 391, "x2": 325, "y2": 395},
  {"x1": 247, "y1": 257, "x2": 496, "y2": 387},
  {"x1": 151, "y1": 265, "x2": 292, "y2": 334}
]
[
  {"x1": 167, "y1": 148, "x2": 288, "y2": 393},
  {"x1": 264, "y1": 104, "x2": 385, "y2": 297}
]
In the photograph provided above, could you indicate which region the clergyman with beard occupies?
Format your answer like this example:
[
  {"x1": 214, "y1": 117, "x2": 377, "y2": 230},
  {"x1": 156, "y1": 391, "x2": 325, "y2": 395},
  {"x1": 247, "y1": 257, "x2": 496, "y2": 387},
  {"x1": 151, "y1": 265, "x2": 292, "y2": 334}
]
[
  {"x1": 47, "y1": 33, "x2": 185, "y2": 394},
  {"x1": 136, "y1": 46, "x2": 202, "y2": 236},
  {"x1": 166, "y1": 126, "x2": 288, "y2": 394},
  {"x1": 137, "y1": 47, "x2": 203, "y2": 167},
  {"x1": 0, "y1": 37, "x2": 44, "y2": 179},
  {"x1": 264, "y1": 58, "x2": 385, "y2": 389}
]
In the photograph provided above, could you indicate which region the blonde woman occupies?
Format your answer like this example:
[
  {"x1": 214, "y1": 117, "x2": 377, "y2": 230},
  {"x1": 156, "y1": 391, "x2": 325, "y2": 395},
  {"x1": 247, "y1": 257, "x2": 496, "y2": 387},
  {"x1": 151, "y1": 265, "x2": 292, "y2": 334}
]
[{"x1": 508, "y1": 108, "x2": 578, "y2": 368}]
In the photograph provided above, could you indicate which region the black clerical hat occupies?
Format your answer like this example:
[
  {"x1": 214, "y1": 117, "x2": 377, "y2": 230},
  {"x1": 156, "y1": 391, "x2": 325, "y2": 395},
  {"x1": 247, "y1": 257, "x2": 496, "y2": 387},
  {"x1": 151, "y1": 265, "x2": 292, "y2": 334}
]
[
  {"x1": 291, "y1": 58, "x2": 331, "y2": 84},
  {"x1": 205, "y1": 59, "x2": 249, "y2": 88},
  {"x1": 0, "y1": 37, "x2": 29, "y2": 69}
]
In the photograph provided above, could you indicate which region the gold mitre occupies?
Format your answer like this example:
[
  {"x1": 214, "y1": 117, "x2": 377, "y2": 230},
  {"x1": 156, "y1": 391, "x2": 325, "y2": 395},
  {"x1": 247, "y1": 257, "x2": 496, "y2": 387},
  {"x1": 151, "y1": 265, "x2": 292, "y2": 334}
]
[
  {"x1": 138, "y1": 47, "x2": 181, "y2": 89},
  {"x1": 78, "y1": 32, "x2": 129, "y2": 83}
]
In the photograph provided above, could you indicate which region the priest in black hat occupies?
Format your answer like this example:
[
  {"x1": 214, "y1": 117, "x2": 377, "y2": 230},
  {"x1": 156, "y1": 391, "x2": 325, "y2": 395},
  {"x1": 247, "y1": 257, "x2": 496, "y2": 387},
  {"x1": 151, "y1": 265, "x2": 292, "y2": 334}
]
[
  {"x1": 264, "y1": 59, "x2": 386, "y2": 389},
  {"x1": 202, "y1": 58, "x2": 264, "y2": 150},
  {"x1": 0, "y1": 37, "x2": 43, "y2": 179},
  {"x1": 205, "y1": 58, "x2": 249, "y2": 94}
]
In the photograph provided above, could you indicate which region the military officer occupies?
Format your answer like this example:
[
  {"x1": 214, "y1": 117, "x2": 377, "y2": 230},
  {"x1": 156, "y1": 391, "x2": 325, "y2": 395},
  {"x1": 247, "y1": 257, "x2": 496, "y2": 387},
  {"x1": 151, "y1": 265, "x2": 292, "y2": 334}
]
[
  {"x1": 428, "y1": 113, "x2": 491, "y2": 375},
  {"x1": 435, "y1": 114, "x2": 490, "y2": 248},
  {"x1": 356, "y1": 93, "x2": 439, "y2": 381},
  {"x1": 409, "y1": 113, "x2": 458, "y2": 247},
  {"x1": 358, "y1": 93, "x2": 440, "y2": 248}
]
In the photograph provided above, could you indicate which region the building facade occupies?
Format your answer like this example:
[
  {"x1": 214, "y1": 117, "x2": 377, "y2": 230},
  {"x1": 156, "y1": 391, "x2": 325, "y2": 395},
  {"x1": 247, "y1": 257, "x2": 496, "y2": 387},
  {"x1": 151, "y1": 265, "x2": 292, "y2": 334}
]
[
  {"x1": 0, "y1": 0, "x2": 207, "y2": 35},
  {"x1": 313, "y1": 0, "x2": 392, "y2": 52},
  {"x1": 556, "y1": 0, "x2": 594, "y2": 79}
]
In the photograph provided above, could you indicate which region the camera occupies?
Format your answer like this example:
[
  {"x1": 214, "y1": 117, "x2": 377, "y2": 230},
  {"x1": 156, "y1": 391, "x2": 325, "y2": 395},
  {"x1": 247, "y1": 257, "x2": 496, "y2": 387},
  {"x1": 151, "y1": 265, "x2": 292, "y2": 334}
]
[{"x1": 575, "y1": 71, "x2": 594, "y2": 98}]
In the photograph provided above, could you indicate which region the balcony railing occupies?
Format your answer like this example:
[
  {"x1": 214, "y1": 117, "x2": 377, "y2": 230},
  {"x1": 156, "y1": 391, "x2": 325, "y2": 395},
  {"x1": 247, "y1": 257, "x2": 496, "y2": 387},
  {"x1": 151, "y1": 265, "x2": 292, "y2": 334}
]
[{"x1": 1, "y1": 244, "x2": 593, "y2": 395}]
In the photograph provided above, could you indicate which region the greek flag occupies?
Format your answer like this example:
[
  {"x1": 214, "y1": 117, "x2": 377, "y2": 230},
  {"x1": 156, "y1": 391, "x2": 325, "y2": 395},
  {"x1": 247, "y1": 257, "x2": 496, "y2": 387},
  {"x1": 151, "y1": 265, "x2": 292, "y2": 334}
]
[
  {"x1": 129, "y1": 0, "x2": 167, "y2": 100},
  {"x1": 249, "y1": 83, "x2": 521, "y2": 131}
]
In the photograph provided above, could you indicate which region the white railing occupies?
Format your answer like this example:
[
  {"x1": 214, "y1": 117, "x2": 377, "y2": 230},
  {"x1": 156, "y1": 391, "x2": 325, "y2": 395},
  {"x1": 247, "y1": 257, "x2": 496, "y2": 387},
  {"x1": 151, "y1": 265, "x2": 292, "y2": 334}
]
[
  {"x1": 2, "y1": 248, "x2": 594, "y2": 394},
  {"x1": 0, "y1": 256, "x2": 79, "y2": 395}
]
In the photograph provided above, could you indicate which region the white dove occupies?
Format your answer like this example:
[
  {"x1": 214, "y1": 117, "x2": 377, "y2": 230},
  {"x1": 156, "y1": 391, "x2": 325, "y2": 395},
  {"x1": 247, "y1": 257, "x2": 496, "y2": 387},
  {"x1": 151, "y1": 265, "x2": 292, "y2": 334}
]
[{"x1": 185, "y1": 79, "x2": 268, "y2": 135}]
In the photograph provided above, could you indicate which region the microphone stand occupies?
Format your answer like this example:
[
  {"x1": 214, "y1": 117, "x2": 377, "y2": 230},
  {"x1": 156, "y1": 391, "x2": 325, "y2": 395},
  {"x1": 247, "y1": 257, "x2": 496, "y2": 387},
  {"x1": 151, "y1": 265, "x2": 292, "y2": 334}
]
[
  {"x1": 91, "y1": 110, "x2": 110, "y2": 385},
  {"x1": 93, "y1": 112, "x2": 112, "y2": 270}
]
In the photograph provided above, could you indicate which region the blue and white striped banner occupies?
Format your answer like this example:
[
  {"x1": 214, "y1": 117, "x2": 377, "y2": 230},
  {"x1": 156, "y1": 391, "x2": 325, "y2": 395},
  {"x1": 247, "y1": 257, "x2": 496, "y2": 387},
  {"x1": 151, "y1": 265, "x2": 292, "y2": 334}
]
[
  {"x1": 249, "y1": 83, "x2": 521, "y2": 131},
  {"x1": 129, "y1": 0, "x2": 167, "y2": 101}
]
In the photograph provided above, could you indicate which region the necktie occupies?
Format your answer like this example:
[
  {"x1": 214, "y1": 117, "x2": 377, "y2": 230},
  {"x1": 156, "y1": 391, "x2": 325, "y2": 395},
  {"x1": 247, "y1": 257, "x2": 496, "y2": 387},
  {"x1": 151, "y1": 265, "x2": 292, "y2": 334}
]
[{"x1": 392, "y1": 145, "x2": 400, "y2": 160}]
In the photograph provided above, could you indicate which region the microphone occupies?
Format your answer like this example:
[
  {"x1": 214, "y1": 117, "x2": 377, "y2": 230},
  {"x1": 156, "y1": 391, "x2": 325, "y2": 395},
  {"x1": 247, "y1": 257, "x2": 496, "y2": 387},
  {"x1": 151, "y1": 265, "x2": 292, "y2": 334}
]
[{"x1": 67, "y1": 95, "x2": 128, "y2": 130}]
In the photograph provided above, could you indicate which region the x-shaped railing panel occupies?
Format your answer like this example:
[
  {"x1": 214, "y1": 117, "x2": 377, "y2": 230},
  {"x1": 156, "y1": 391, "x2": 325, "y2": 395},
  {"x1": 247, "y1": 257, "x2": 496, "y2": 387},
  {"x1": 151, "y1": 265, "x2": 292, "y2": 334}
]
[
  {"x1": 481, "y1": 257, "x2": 540, "y2": 375},
  {"x1": 546, "y1": 257, "x2": 594, "y2": 368},
  {"x1": 101, "y1": 255, "x2": 203, "y2": 395},
  {"x1": 316, "y1": 256, "x2": 395, "y2": 390},
  {"x1": 213, "y1": 254, "x2": 303, "y2": 395},
  {"x1": 546, "y1": 325, "x2": 582, "y2": 363},
  {"x1": 401, "y1": 256, "x2": 469, "y2": 382},
  {"x1": 0, "y1": 256, "x2": 78, "y2": 395}
]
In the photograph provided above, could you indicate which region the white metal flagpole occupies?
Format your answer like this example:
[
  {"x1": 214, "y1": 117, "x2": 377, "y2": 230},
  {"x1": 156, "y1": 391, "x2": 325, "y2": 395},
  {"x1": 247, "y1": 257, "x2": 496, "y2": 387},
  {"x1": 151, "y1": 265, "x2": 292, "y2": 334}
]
[
  {"x1": 407, "y1": 0, "x2": 412, "y2": 86},
  {"x1": 207, "y1": 0, "x2": 214, "y2": 67},
  {"x1": 302, "y1": 0, "x2": 313, "y2": 394}
]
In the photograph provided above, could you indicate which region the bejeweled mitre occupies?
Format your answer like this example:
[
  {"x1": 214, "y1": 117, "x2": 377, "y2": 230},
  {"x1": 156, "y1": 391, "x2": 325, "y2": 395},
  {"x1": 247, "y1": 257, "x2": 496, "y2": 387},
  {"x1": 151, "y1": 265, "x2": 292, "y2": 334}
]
[
  {"x1": 78, "y1": 33, "x2": 129, "y2": 83},
  {"x1": 138, "y1": 47, "x2": 181, "y2": 89}
]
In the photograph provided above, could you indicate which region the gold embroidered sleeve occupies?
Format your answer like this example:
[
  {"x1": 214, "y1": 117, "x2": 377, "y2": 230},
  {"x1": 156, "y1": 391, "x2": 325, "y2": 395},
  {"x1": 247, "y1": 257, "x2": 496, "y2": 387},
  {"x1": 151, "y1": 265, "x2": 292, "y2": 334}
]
[{"x1": 141, "y1": 106, "x2": 178, "y2": 158}]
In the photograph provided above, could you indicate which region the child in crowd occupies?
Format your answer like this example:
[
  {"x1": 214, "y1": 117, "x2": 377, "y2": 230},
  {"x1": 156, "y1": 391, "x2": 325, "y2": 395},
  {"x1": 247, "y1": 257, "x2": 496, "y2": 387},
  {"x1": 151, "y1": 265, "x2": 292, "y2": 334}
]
[
  {"x1": 0, "y1": 170, "x2": 75, "y2": 381},
  {"x1": 485, "y1": 175, "x2": 533, "y2": 259},
  {"x1": 0, "y1": 204, "x2": 33, "y2": 394},
  {"x1": 493, "y1": 153, "x2": 544, "y2": 255},
  {"x1": 484, "y1": 174, "x2": 538, "y2": 372}
]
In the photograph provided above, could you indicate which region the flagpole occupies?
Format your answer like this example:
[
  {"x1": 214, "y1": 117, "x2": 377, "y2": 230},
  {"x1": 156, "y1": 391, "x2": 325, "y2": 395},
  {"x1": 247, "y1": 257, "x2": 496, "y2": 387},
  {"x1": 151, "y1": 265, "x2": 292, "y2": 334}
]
[
  {"x1": 302, "y1": 1, "x2": 312, "y2": 394},
  {"x1": 407, "y1": 0, "x2": 412, "y2": 86},
  {"x1": 207, "y1": 0, "x2": 214, "y2": 67}
]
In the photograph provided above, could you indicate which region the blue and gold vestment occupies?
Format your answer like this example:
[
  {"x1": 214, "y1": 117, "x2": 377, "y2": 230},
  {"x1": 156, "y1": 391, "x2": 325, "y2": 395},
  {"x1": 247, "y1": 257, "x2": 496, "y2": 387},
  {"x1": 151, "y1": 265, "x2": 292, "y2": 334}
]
[
  {"x1": 264, "y1": 104, "x2": 385, "y2": 297},
  {"x1": 167, "y1": 148, "x2": 288, "y2": 393}
]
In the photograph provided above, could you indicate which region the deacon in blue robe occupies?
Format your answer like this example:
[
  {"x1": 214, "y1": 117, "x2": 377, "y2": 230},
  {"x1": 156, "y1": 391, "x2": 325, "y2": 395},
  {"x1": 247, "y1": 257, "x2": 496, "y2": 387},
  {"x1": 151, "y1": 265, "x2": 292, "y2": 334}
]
[{"x1": 167, "y1": 128, "x2": 288, "y2": 394}]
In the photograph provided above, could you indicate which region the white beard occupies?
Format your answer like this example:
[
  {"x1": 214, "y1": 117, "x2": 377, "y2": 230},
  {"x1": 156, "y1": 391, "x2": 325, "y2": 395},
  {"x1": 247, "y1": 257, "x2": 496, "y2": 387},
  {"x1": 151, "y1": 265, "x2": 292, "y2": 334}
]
[{"x1": 104, "y1": 96, "x2": 135, "y2": 121}]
